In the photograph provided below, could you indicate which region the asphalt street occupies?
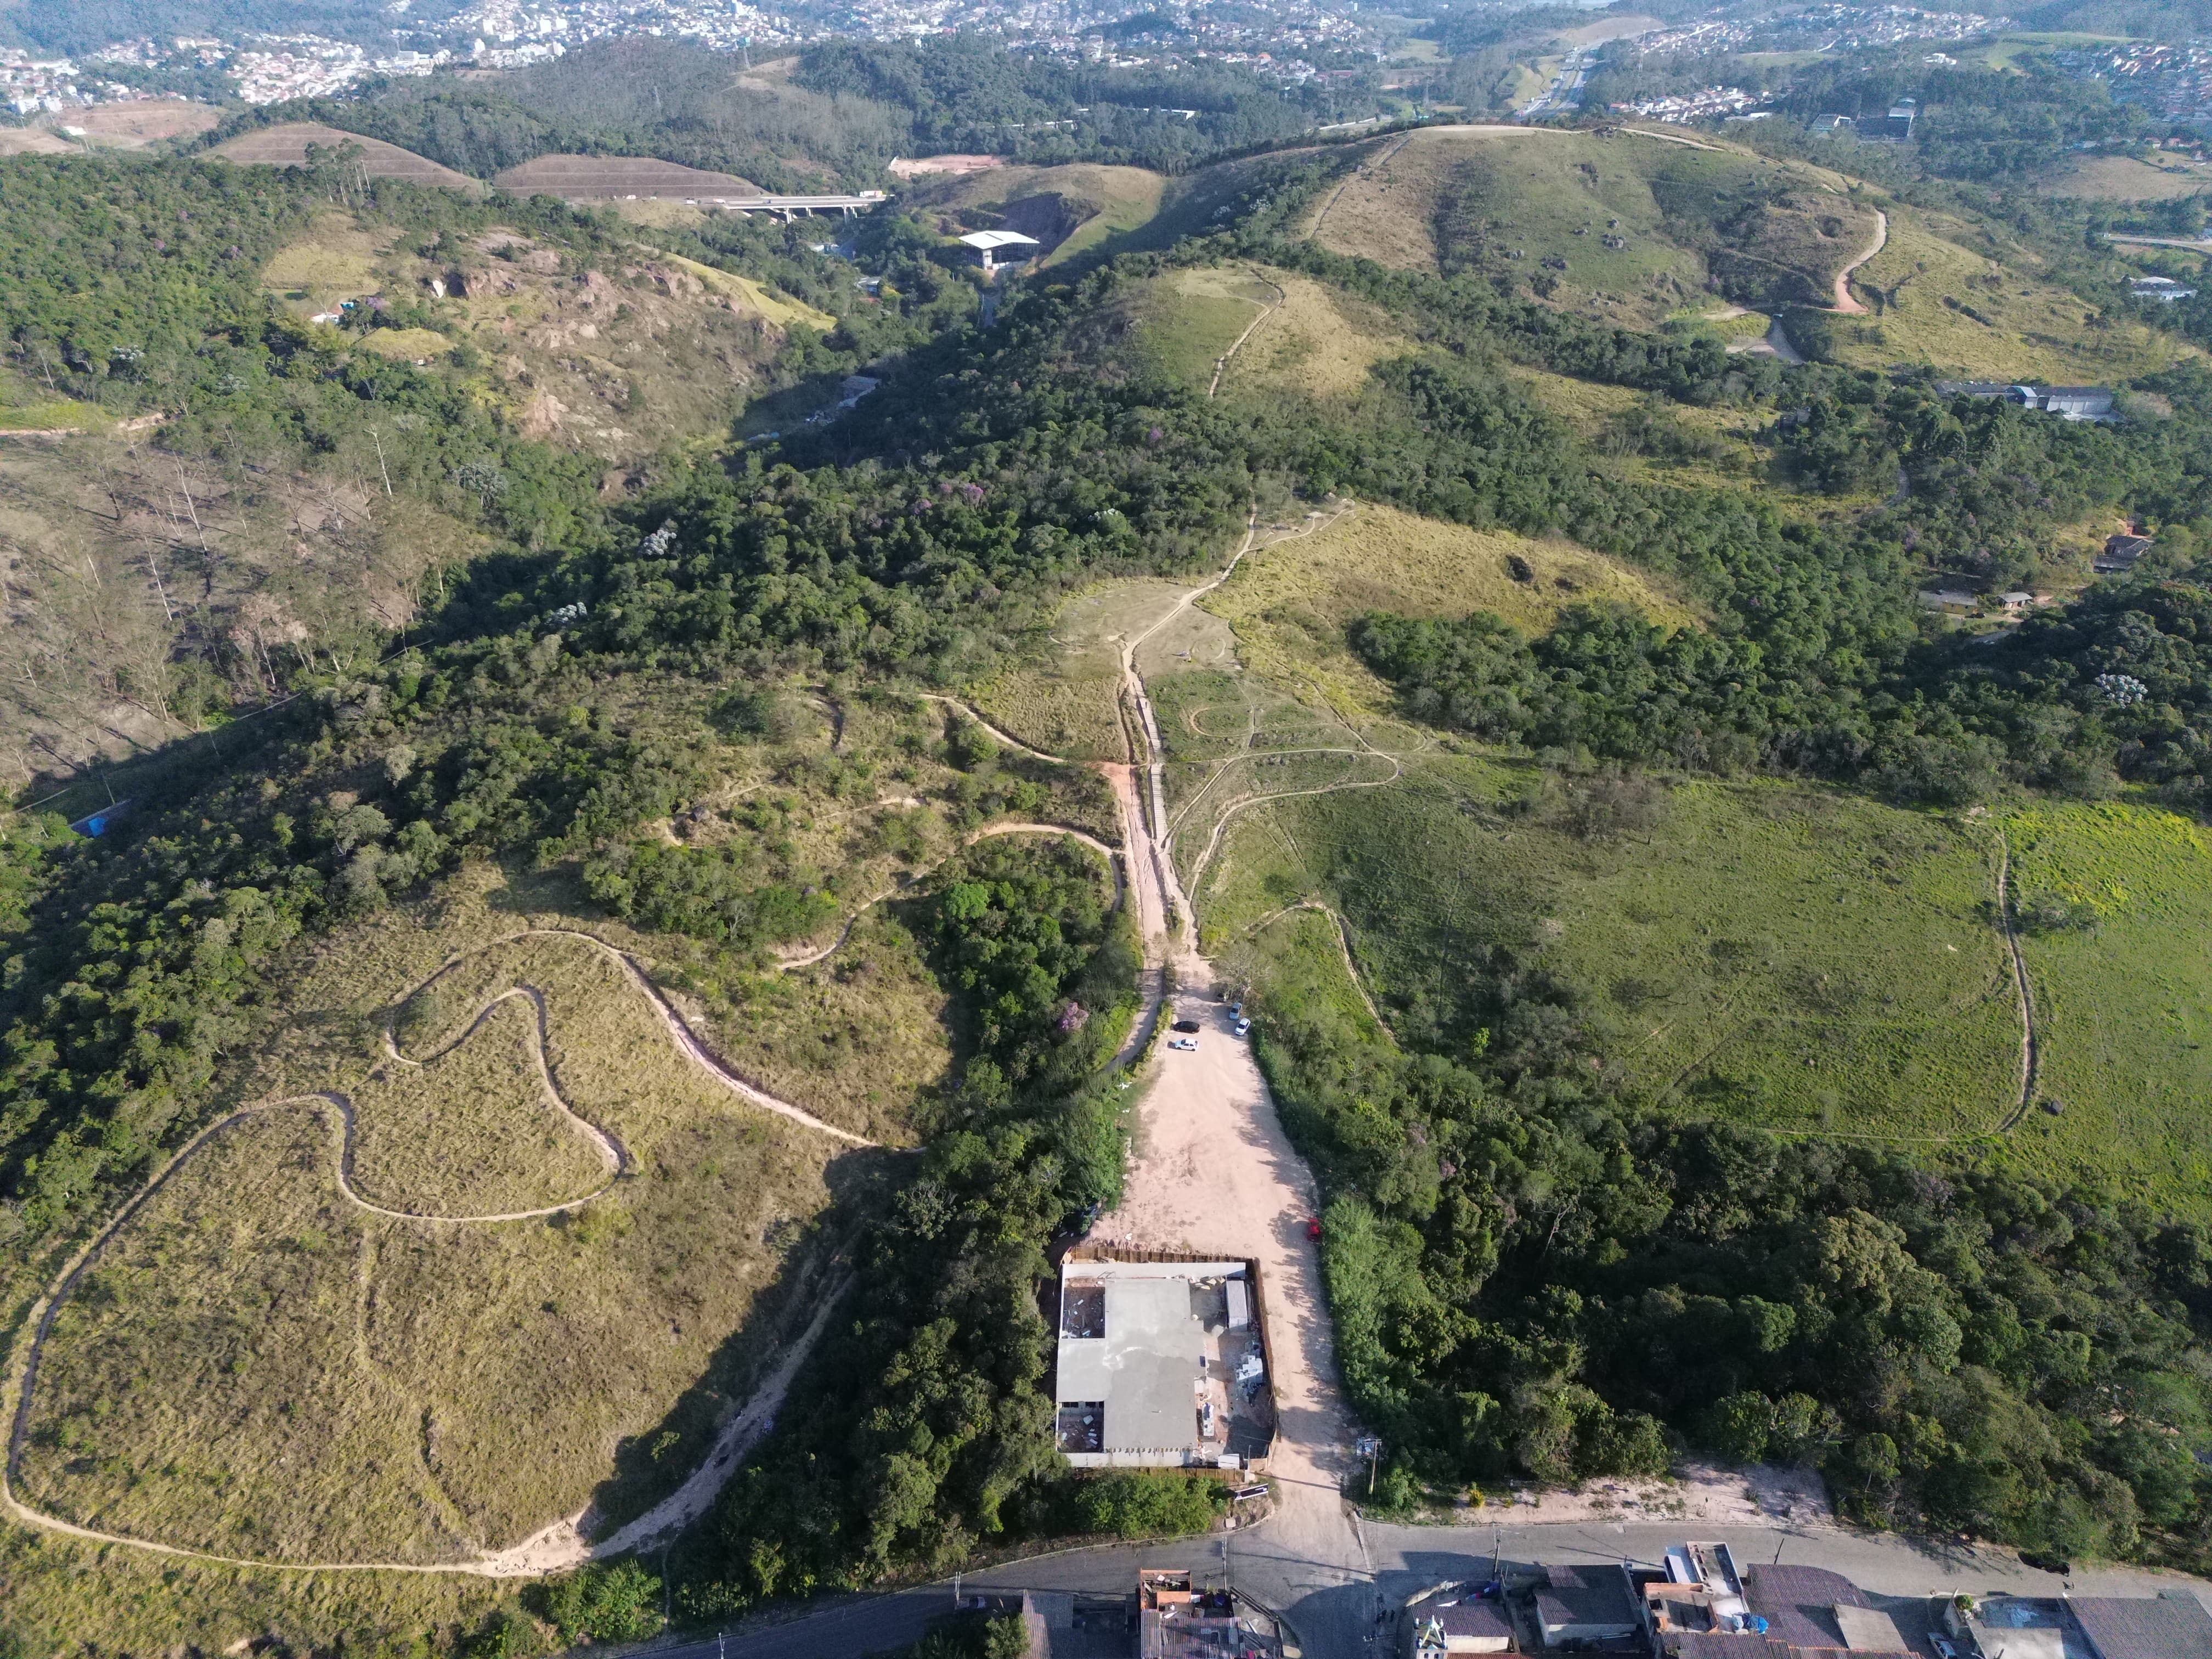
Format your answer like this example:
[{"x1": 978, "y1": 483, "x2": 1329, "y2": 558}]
[{"x1": 650, "y1": 1515, "x2": 2212, "y2": 1658}]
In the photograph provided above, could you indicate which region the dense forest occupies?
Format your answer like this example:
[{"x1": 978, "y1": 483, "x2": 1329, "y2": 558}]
[{"x1": 1260, "y1": 994, "x2": 2212, "y2": 1566}]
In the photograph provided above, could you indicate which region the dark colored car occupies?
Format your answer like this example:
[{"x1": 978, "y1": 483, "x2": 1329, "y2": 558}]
[{"x1": 1171, "y1": 1019, "x2": 1201, "y2": 1032}]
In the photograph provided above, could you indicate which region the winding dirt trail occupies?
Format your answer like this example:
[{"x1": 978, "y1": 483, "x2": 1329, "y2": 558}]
[
  {"x1": 0, "y1": 920, "x2": 905, "y2": 1576},
  {"x1": 3, "y1": 809, "x2": 1143, "y2": 1577},
  {"x1": 1993, "y1": 829, "x2": 2043, "y2": 1132},
  {"x1": 1832, "y1": 209, "x2": 1888, "y2": 315},
  {"x1": 1207, "y1": 270, "x2": 1286, "y2": 399}
]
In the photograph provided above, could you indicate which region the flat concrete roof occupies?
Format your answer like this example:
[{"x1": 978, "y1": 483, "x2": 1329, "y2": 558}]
[
  {"x1": 1058, "y1": 1259, "x2": 1263, "y2": 1458},
  {"x1": 1063, "y1": 1278, "x2": 1199, "y2": 1451}
]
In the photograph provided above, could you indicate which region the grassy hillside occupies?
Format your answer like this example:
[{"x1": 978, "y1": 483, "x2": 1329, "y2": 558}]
[
  {"x1": 1306, "y1": 126, "x2": 1881, "y2": 325},
  {"x1": 1198, "y1": 500, "x2": 1699, "y2": 712},
  {"x1": 1802, "y1": 201, "x2": 2194, "y2": 382},
  {"x1": 212, "y1": 123, "x2": 484, "y2": 194},
  {"x1": 1300, "y1": 126, "x2": 2198, "y2": 384},
  {"x1": 255, "y1": 211, "x2": 825, "y2": 460},
  {"x1": 1197, "y1": 758, "x2": 2212, "y2": 1219}
]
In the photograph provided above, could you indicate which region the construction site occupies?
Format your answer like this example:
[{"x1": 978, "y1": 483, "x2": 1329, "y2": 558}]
[{"x1": 1052, "y1": 1250, "x2": 1279, "y2": 1471}]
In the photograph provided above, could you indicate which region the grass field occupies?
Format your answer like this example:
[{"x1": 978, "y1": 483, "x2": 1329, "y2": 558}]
[
  {"x1": 73, "y1": 100, "x2": 221, "y2": 148},
  {"x1": 1198, "y1": 761, "x2": 2025, "y2": 1136},
  {"x1": 354, "y1": 987, "x2": 612, "y2": 1214},
  {"x1": 1215, "y1": 272, "x2": 1415, "y2": 402},
  {"x1": 2005, "y1": 802, "x2": 2212, "y2": 1209},
  {"x1": 354, "y1": 327, "x2": 454, "y2": 360},
  {"x1": 1306, "y1": 127, "x2": 1572, "y2": 276},
  {"x1": 261, "y1": 219, "x2": 386, "y2": 308},
  {"x1": 1193, "y1": 748, "x2": 2212, "y2": 1216},
  {"x1": 967, "y1": 577, "x2": 1193, "y2": 760},
  {"x1": 212, "y1": 123, "x2": 482, "y2": 194},
  {"x1": 1197, "y1": 500, "x2": 1699, "y2": 713},
  {"x1": 1307, "y1": 127, "x2": 1880, "y2": 324},
  {"x1": 1130, "y1": 267, "x2": 1280, "y2": 386},
  {"x1": 1808, "y1": 205, "x2": 2198, "y2": 381}
]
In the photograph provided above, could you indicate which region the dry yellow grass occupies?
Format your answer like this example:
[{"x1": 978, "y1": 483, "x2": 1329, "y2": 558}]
[
  {"x1": 968, "y1": 578, "x2": 1191, "y2": 760},
  {"x1": 664, "y1": 253, "x2": 836, "y2": 332},
  {"x1": 1217, "y1": 272, "x2": 1414, "y2": 400},
  {"x1": 608, "y1": 198, "x2": 710, "y2": 228},
  {"x1": 1204, "y1": 501, "x2": 1699, "y2": 711},
  {"x1": 1831, "y1": 206, "x2": 2198, "y2": 381},
  {"x1": 19, "y1": 870, "x2": 856, "y2": 1565},
  {"x1": 71, "y1": 100, "x2": 221, "y2": 146},
  {"x1": 261, "y1": 222, "x2": 385, "y2": 306},
  {"x1": 700, "y1": 908, "x2": 951, "y2": 1143},
  {"x1": 353, "y1": 989, "x2": 612, "y2": 1215},
  {"x1": 1306, "y1": 128, "x2": 1565, "y2": 273},
  {"x1": 0, "y1": 125, "x2": 77, "y2": 155}
]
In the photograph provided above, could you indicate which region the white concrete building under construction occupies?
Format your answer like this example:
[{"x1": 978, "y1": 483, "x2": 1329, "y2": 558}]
[{"x1": 1053, "y1": 1251, "x2": 1278, "y2": 1470}]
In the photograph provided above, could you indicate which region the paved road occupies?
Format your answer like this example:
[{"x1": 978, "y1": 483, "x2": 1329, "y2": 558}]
[{"x1": 674, "y1": 1516, "x2": 2212, "y2": 1658}]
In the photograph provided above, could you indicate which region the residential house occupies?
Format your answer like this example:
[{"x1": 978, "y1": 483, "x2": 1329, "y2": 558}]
[
  {"x1": 2097, "y1": 533, "x2": 2155, "y2": 572},
  {"x1": 1532, "y1": 1564, "x2": 1641, "y2": 1647},
  {"x1": 1944, "y1": 1592, "x2": 2212, "y2": 1659}
]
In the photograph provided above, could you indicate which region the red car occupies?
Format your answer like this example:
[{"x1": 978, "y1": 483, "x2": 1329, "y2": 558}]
[{"x1": 1306, "y1": 1218, "x2": 1323, "y2": 1242}]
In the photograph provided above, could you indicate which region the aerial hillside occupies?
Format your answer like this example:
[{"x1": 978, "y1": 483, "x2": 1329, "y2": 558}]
[
  {"x1": 1305, "y1": 126, "x2": 1882, "y2": 324},
  {"x1": 211, "y1": 121, "x2": 485, "y2": 193},
  {"x1": 1304, "y1": 125, "x2": 2194, "y2": 381},
  {"x1": 493, "y1": 154, "x2": 765, "y2": 201},
  {"x1": 0, "y1": 151, "x2": 862, "y2": 782},
  {"x1": 11, "y1": 84, "x2": 2212, "y2": 1653}
]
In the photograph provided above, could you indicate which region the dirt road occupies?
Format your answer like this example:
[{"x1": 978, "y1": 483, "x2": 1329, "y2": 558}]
[
  {"x1": 1832, "y1": 209, "x2": 1887, "y2": 314},
  {"x1": 1087, "y1": 524, "x2": 1369, "y2": 1594}
]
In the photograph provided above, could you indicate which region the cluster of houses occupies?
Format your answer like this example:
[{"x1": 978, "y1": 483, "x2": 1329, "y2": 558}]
[{"x1": 1406, "y1": 1541, "x2": 2212, "y2": 1659}]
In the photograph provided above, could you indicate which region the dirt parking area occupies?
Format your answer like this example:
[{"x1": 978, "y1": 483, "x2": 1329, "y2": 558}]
[{"x1": 1090, "y1": 975, "x2": 1358, "y2": 1569}]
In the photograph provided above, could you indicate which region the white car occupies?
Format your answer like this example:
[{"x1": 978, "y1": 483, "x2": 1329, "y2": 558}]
[
  {"x1": 1169, "y1": 1037, "x2": 1199, "y2": 1052},
  {"x1": 1234, "y1": 1018, "x2": 1252, "y2": 1037}
]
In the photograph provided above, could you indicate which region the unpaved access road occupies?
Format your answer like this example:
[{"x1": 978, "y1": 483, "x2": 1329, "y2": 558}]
[
  {"x1": 1086, "y1": 515, "x2": 1371, "y2": 1604},
  {"x1": 1832, "y1": 208, "x2": 1887, "y2": 315}
]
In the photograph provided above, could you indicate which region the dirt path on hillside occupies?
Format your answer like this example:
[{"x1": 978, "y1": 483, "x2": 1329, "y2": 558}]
[
  {"x1": 1086, "y1": 507, "x2": 1370, "y2": 1594},
  {"x1": 1993, "y1": 830, "x2": 2042, "y2": 1132},
  {"x1": 1209, "y1": 270, "x2": 1286, "y2": 399},
  {"x1": 1832, "y1": 209, "x2": 1887, "y2": 315},
  {"x1": 1, "y1": 920, "x2": 898, "y2": 1576}
]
